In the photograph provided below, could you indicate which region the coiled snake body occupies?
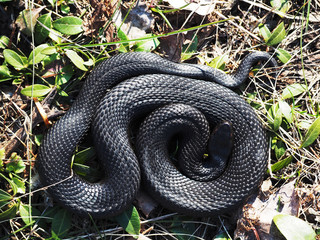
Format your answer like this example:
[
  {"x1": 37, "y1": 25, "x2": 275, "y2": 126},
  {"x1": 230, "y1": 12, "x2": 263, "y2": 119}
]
[{"x1": 37, "y1": 52, "x2": 276, "y2": 218}]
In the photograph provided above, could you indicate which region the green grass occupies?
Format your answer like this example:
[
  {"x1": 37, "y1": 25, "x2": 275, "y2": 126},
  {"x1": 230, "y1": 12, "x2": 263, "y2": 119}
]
[{"x1": 0, "y1": 0, "x2": 319, "y2": 239}]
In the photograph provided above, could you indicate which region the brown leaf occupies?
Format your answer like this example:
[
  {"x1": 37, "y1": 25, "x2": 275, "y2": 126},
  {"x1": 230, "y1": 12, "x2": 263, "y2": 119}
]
[{"x1": 15, "y1": 7, "x2": 45, "y2": 36}]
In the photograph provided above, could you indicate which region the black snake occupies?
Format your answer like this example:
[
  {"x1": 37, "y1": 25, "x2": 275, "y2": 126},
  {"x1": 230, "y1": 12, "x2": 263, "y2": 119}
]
[{"x1": 37, "y1": 52, "x2": 277, "y2": 218}]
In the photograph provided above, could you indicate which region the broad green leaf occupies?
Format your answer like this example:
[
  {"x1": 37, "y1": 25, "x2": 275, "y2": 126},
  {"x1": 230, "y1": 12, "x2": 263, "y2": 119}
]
[
  {"x1": 181, "y1": 35, "x2": 198, "y2": 61},
  {"x1": 72, "y1": 163, "x2": 102, "y2": 183},
  {"x1": 272, "y1": 137, "x2": 286, "y2": 160},
  {"x1": 6, "y1": 154, "x2": 25, "y2": 174},
  {"x1": 268, "y1": 103, "x2": 282, "y2": 131},
  {"x1": 0, "y1": 173, "x2": 18, "y2": 195},
  {"x1": 15, "y1": 7, "x2": 45, "y2": 36},
  {"x1": 276, "y1": 48, "x2": 292, "y2": 63},
  {"x1": 266, "y1": 22, "x2": 286, "y2": 46},
  {"x1": 65, "y1": 49, "x2": 87, "y2": 71},
  {"x1": 270, "y1": 0, "x2": 291, "y2": 16},
  {"x1": 213, "y1": 232, "x2": 231, "y2": 240},
  {"x1": 258, "y1": 23, "x2": 271, "y2": 42},
  {"x1": 0, "y1": 35, "x2": 10, "y2": 49},
  {"x1": 0, "y1": 201, "x2": 18, "y2": 221},
  {"x1": 12, "y1": 177, "x2": 25, "y2": 194},
  {"x1": 34, "y1": 134, "x2": 43, "y2": 146},
  {"x1": 117, "y1": 28, "x2": 130, "y2": 53},
  {"x1": 282, "y1": 83, "x2": 307, "y2": 99},
  {"x1": 0, "y1": 65, "x2": 11, "y2": 77},
  {"x1": 115, "y1": 205, "x2": 140, "y2": 237},
  {"x1": 53, "y1": 16, "x2": 83, "y2": 35},
  {"x1": 47, "y1": 0, "x2": 57, "y2": 7},
  {"x1": 133, "y1": 35, "x2": 160, "y2": 52},
  {"x1": 51, "y1": 209, "x2": 71, "y2": 238},
  {"x1": 298, "y1": 120, "x2": 312, "y2": 130},
  {"x1": 269, "y1": 156, "x2": 293, "y2": 173},
  {"x1": 41, "y1": 46, "x2": 57, "y2": 55},
  {"x1": 0, "y1": 189, "x2": 12, "y2": 202},
  {"x1": 61, "y1": 3, "x2": 71, "y2": 14},
  {"x1": 35, "y1": 13, "x2": 52, "y2": 44},
  {"x1": 273, "y1": 214, "x2": 316, "y2": 240},
  {"x1": 0, "y1": 148, "x2": 4, "y2": 170},
  {"x1": 300, "y1": 117, "x2": 320, "y2": 148},
  {"x1": 21, "y1": 84, "x2": 51, "y2": 97},
  {"x1": 209, "y1": 54, "x2": 228, "y2": 70},
  {"x1": 49, "y1": 29, "x2": 62, "y2": 44},
  {"x1": 74, "y1": 147, "x2": 96, "y2": 164},
  {"x1": 19, "y1": 204, "x2": 35, "y2": 225},
  {"x1": 278, "y1": 100, "x2": 293, "y2": 123},
  {"x1": 28, "y1": 43, "x2": 50, "y2": 65},
  {"x1": 3, "y1": 49, "x2": 28, "y2": 70},
  {"x1": 56, "y1": 65, "x2": 74, "y2": 85}
]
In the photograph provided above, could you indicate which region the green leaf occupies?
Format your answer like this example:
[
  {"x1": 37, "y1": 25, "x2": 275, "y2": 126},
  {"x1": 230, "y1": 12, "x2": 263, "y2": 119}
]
[
  {"x1": 72, "y1": 163, "x2": 102, "y2": 183},
  {"x1": 28, "y1": 43, "x2": 50, "y2": 65},
  {"x1": 278, "y1": 100, "x2": 293, "y2": 123},
  {"x1": 213, "y1": 232, "x2": 231, "y2": 240},
  {"x1": 48, "y1": 29, "x2": 62, "y2": 44},
  {"x1": 35, "y1": 134, "x2": 43, "y2": 146},
  {"x1": 12, "y1": 177, "x2": 25, "y2": 194},
  {"x1": 35, "y1": 13, "x2": 52, "y2": 44},
  {"x1": 0, "y1": 201, "x2": 18, "y2": 221},
  {"x1": 300, "y1": 117, "x2": 320, "y2": 148},
  {"x1": 6, "y1": 154, "x2": 25, "y2": 174},
  {"x1": 266, "y1": 22, "x2": 287, "y2": 46},
  {"x1": 41, "y1": 46, "x2": 57, "y2": 55},
  {"x1": 74, "y1": 147, "x2": 96, "y2": 164},
  {"x1": 19, "y1": 204, "x2": 35, "y2": 225},
  {"x1": 0, "y1": 173, "x2": 18, "y2": 195},
  {"x1": 181, "y1": 35, "x2": 198, "y2": 61},
  {"x1": 117, "y1": 28, "x2": 130, "y2": 53},
  {"x1": 65, "y1": 49, "x2": 87, "y2": 71},
  {"x1": 61, "y1": 3, "x2": 71, "y2": 14},
  {"x1": 47, "y1": 0, "x2": 57, "y2": 7},
  {"x1": 21, "y1": 84, "x2": 51, "y2": 97},
  {"x1": 115, "y1": 205, "x2": 140, "y2": 237},
  {"x1": 56, "y1": 65, "x2": 74, "y2": 85},
  {"x1": 276, "y1": 48, "x2": 292, "y2": 64},
  {"x1": 0, "y1": 35, "x2": 10, "y2": 49},
  {"x1": 0, "y1": 65, "x2": 11, "y2": 78},
  {"x1": 272, "y1": 137, "x2": 286, "y2": 160},
  {"x1": 270, "y1": 0, "x2": 291, "y2": 16},
  {"x1": 0, "y1": 189, "x2": 12, "y2": 202},
  {"x1": 268, "y1": 103, "x2": 282, "y2": 131},
  {"x1": 53, "y1": 16, "x2": 83, "y2": 35},
  {"x1": 269, "y1": 156, "x2": 293, "y2": 173},
  {"x1": 282, "y1": 83, "x2": 307, "y2": 99},
  {"x1": 51, "y1": 209, "x2": 71, "y2": 238},
  {"x1": 259, "y1": 23, "x2": 272, "y2": 42},
  {"x1": 133, "y1": 35, "x2": 160, "y2": 52},
  {"x1": 3, "y1": 49, "x2": 28, "y2": 70},
  {"x1": 273, "y1": 214, "x2": 316, "y2": 240},
  {"x1": 209, "y1": 54, "x2": 228, "y2": 70}
]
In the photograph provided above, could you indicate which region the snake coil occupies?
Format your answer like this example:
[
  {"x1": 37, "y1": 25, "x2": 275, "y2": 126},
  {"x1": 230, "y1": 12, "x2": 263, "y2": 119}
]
[{"x1": 37, "y1": 52, "x2": 277, "y2": 218}]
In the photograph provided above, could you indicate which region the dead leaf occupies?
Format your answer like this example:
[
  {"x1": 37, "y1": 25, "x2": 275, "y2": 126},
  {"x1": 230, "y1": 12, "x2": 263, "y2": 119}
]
[
  {"x1": 16, "y1": 7, "x2": 45, "y2": 36},
  {"x1": 235, "y1": 180, "x2": 299, "y2": 240}
]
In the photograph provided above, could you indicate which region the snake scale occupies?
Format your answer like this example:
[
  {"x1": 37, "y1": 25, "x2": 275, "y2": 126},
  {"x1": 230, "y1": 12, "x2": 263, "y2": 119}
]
[{"x1": 37, "y1": 52, "x2": 277, "y2": 218}]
